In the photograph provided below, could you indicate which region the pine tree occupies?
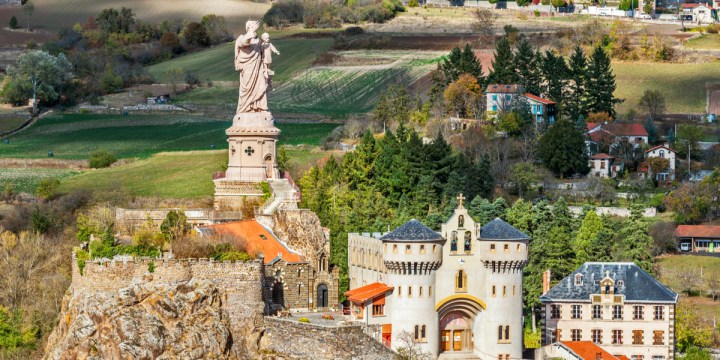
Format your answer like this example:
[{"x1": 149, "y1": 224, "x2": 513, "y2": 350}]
[
  {"x1": 440, "y1": 44, "x2": 484, "y2": 85},
  {"x1": 586, "y1": 45, "x2": 622, "y2": 118},
  {"x1": 566, "y1": 45, "x2": 588, "y2": 120},
  {"x1": 537, "y1": 119, "x2": 589, "y2": 178},
  {"x1": 487, "y1": 36, "x2": 519, "y2": 85},
  {"x1": 644, "y1": 116, "x2": 658, "y2": 144},
  {"x1": 514, "y1": 38, "x2": 542, "y2": 95},
  {"x1": 467, "y1": 197, "x2": 496, "y2": 224},
  {"x1": 540, "y1": 50, "x2": 568, "y2": 107},
  {"x1": 506, "y1": 198, "x2": 534, "y2": 234},
  {"x1": 619, "y1": 205, "x2": 654, "y2": 274},
  {"x1": 573, "y1": 210, "x2": 604, "y2": 266}
]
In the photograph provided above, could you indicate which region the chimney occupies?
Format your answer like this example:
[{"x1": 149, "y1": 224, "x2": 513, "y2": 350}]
[
  {"x1": 542, "y1": 270, "x2": 551, "y2": 295},
  {"x1": 596, "y1": 353, "x2": 602, "y2": 360}
]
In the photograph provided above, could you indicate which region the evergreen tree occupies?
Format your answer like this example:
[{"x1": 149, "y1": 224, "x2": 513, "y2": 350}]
[
  {"x1": 487, "y1": 37, "x2": 519, "y2": 85},
  {"x1": 585, "y1": 45, "x2": 622, "y2": 118},
  {"x1": 619, "y1": 205, "x2": 654, "y2": 274},
  {"x1": 537, "y1": 119, "x2": 589, "y2": 178},
  {"x1": 539, "y1": 50, "x2": 568, "y2": 107},
  {"x1": 566, "y1": 45, "x2": 588, "y2": 120},
  {"x1": 514, "y1": 38, "x2": 542, "y2": 95},
  {"x1": 467, "y1": 197, "x2": 496, "y2": 224},
  {"x1": 575, "y1": 115, "x2": 586, "y2": 132},
  {"x1": 492, "y1": 197, "x2": 509, "y2": 219},
  {"x1": 372, "y1": 85, "x2": 410, "y2": 132},
  {"x1": 573, "y1": 210, "x2": 604, "y2": 266},
  {"x1": 341, "y1": 131, "x2": 377, "y2": 189},
  {"x1": 644, "y1": 116, "x2": 658, "y2": 144},
  {"x1": 440, "y1": 44, "x2": 484, "y2": 85},
  {"x1": 506, "y1": 198, "x2": 534, "y2": 234},
  {"x1": 464, "y1": 156, "x2": 494, "y2": 200}
]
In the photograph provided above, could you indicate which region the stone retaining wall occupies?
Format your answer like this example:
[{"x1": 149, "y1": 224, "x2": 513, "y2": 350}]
[{"x1": 262, "y1": 317, "x2": 398, "y2": 360}]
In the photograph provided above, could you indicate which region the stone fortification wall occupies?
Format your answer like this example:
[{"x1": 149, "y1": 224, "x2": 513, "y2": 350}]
[{"x1": 261, "y1": 317, "x2": 398, "y2": 360}]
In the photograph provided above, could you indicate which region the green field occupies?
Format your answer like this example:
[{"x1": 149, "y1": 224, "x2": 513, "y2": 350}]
[
  {"x1": 0, "y1": 167, "x2": 80, "y2": 193},
  {"x1": 656, "y1": 254, "x2": 720, "y2": 294},
  {"x1": 0, "y1": 0, "x2": 268, "y2": 33},
  {"x1": 684, "y1": 34, "x2": 720, "y2": 50},
  {"x1": 613, "y1": 61, "x2": 720, "y2": 114},
  {"x1": 1, "y1": 114, "x2": 338, "y2": 159},
  {"x1": 147, "y1": 38, "x2": 334, "y2": 83},
  {"x1": 0, "y1": 116, "x2": 28, "y2": 133}
]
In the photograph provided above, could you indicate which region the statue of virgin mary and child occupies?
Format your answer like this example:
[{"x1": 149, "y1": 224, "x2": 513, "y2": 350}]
[{"x1": 234, "y1": 20, "x2": 268, "y2": 114}]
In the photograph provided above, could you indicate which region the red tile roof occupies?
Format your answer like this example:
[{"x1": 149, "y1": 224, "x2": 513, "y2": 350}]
[
  {"x1": 561, "y1": 341, "x2": 620, "y2": 360},
  {"x1": 604, "y1": 123, "x2": 649, "y2": 137},
  {"x1": 524, "y1": 93, "x2": 555, "y2": 105},
  {"x1": 486, "y1": 84, "x2": 523, "y2": 94},
  {"x1": 675, "y1": 225, "x2": 720, "y2": 239},
  {"x1": 588, "y1": 129, "x2": 614, "y2": 143},
  {"x1": 617, "y1": 356, "x2": 631, "y2": 360},
  {"x1": 587, "y1": 122, "x2": 600, "y2": 131},
  {"x1": 646, "y1": 145, "x2": 676, "y2": 153},
  {"x1": 344, "y1": 282, "x2": 394, "y2": 304},
  {"x1": 591, "y1": 153, "x2": 614, "y2": 160},
  {"x1": 202, "y1": 220, "x2": 304, "y2": 264},
  {"x1": 682, "y1": 3, "x2": 700, "y2": 7}
]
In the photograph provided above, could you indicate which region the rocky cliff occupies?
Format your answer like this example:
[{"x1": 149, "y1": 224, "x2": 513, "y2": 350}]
[{"x1": 271, "y1": 210, "x2": 329, "y2": 266}]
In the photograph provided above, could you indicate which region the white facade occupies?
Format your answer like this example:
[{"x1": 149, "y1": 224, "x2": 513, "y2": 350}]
[
  {"x1": 348, "y1": 203, "x2": 529, "y2": 359},
  {"x1": 645, "y1": 146, "x2": 676, "y2": 181}
]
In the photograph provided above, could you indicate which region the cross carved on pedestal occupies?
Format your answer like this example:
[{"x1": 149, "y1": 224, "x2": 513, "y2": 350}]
[
  {"x1": 244, "y1": 146, "x2": 255, "y2": 156},
  {"x1": 457, "y1": 193, "x2": 465, "y2": 208}
]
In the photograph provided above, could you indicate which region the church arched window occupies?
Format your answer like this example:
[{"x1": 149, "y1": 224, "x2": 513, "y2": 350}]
[
  {"x1": 458, "y1": 215, "x2": 465, "y2": 228},
  {"x1": 464, "y1": 231, "x2": 472, "y2": 253},
  {"x1": 451, "y1": 231, "x2": 458, "y2": 253},
  {"x1": 455, "y1": 270, "x2": 467, "y2": 292}
]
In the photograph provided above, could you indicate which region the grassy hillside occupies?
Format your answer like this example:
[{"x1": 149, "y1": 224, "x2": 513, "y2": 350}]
[
  {"x1": 147, "y1": 38, "x2": 334, "y2": 83},
  {"x1": 613, "y1": 61, "x2": 720, "y2": 114},
  {"x1": 684, "y1": 34, "x2": 720, "y2": 50},
  {"x1": 2, "y1": 114, "x2": 338, "y2": 159},
  {"x1": 656, "y1": 254, "x2": 720, "y2": 294},
  {"x1": 0, "y1": 0, "x2": 268, "y2": 34},
  {"x1": 0, "y1": 168, "x2": 79, "y2": 193},
  {"x1": 59, "y1": 151, "x2": 224, "y2": 198}
]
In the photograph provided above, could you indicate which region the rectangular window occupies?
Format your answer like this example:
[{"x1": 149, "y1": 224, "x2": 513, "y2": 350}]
[
  {"x1": 420, "y1": 245, "x2": 425, "y2": 254},
  {"x1": 517, "y1": 244, "x2": 521, "y2": 252},
  {"x1": 612, "y1": 330, "x2": 623, "y2": 344},
  {"x1": 372, "y1": 304, "x2": 384, "y2": 316},
  {"x1": 408, "y1": 286, "x2": 412, "y2": 297},
  {"x1": 592, "y1": 329, "x2": 602, "y2": 344},
  {"x1": 504, "y1": 244, "x2": 509, "y2": 252},
  {"x1": 571, "y1": 329, "x2": 582, "y2": 341},
  {"x1": 429, "y1": 286, "x2": 432, "y2": 296},
  {"x1": 592, "y1": 305, "x2": 602, "y2": 319},
  {"x1": 393, "y1": 245, "x2": 398, "y2": 254},
  {"x1": 492, "y1": 285, "x2": 497, "y2": 297},
  {"x1": 634, "y1": 305, "x2": 644, "y2": 320},
  {"x1": 654, "y1": 306, "x2": 664, "y2": 320},
  {"x1": 632, "y1": 330, "x2": 643, "y2": 345},
  {"x1": 503, "y1": 286, "x2": 507, "y2": 297},
  {"x1": 419, "y1": 286, "x2": 423, "y2": 297},
  {"x1": 492, "y1": 95, "x2": 498, "y2": 101},
  {"x1": 490, "y1": 244, "x2": 496, "y2": 253},
  {"x1": 632, "y1": 356, "x2": 645, "y2": 360},
  {"x1": 652, "y1": 356, "x2": 665, "y2": 360},
  {"x1": 397, "y1": 286, "x2": 402, "y2": 297},
  {"x1": 613, "y1": 305, "x2": 623, "y2": 320},
  {"x1": 550, "y1": 305, "x2": 561, "y2": 319},
  {"x1": 571, "y1": 305, "x2": 582, "y2": 319},
  {"x1": 405, "y1": 245, "x2": 411, "y2": 254},
  {"x1": 653, "y1": 330, "x2": 664, "y2": 345}
]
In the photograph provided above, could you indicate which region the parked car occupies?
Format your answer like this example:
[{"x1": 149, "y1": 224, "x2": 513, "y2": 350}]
[
  {"x1": 636, "y1": 13, "x2": 652, "y2": 19},
  {"x1": 680, "y1": 243, "x2": 691, "y2": 252}
]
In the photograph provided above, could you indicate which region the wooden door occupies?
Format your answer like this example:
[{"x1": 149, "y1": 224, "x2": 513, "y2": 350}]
[
  {"x1": 441, "y1": 330, "x2": 451, "y2": 351},
  {"x1": 453, "y1": 330, "x2": 464, "y2": 351}
]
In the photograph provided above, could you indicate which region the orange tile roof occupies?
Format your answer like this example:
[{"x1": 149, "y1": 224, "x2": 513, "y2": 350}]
[
  {"x1": 646, "y1": 145, "x2": 675, "y2": 153},
  {"x1": 617, "y1": 356, "x2": 631, "y2": 360},
  {"x1": 591, "y1": 153, "x2": 614, "y2": 160},
  {"x1": 561, "y1": 341, "x2": 620, "y2": 360},
  {"x1": 675, "y1": 225, "x2": 720, "y2": 239},
  {"x1": 344, "y1": 282, "x2": 393, "y2": 304},
  {"x1": 524, "y1": 93, "x2": 555, "y2": 105},
  {"x1": 604, "y1": 123, "x2": 648, "y2": 137},
  {"x1": 202, "y1": 220, "x2": 304, "y2": 264}
]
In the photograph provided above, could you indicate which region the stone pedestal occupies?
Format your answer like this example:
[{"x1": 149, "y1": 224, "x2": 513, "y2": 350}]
[{"x1": 213, "y1": 111, "x2": 280, "y2": 210}]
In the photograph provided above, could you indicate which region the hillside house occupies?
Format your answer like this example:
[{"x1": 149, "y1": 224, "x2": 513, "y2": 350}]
[
  {"x1": 486, "y1": 84, "x2": 524, "y2": 115},
  {"x1": 587, "y1": 123, "x2": 649, "y2": 154},
  {"x1": 675, "y1": 225, "x2": 720, "y2": 253},
  {"x1": 540, "y1": 262, "x2": 678, "y2": 360},
  {"x1": 524, "y1": 93, "x2": 556, "y2": 127},
  {"x1": 681, "y1": 3, "x2": 718, "y2": 23},
  {"x1": 589, "y1": 153, "x2": 624, "y2": 178},
  {"x1": 643, "y1": 145, "x2": 676, "y2": 181}
]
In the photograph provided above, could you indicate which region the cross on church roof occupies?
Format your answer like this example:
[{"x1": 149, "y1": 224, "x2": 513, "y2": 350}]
[{"x1": 457, "y1": 193, "x2": 465, "y2": 208}]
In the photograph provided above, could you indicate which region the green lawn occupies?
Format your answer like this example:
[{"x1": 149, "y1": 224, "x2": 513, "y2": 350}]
[
  {"x1": 684, "y1": 34, "x2": 720, "y2": 50},
  {"x1": 0, "y1": 167, "x2": 80, "y2": 193},
  {"x1": 147, "y1": 38, "x2": 334, "y2": 83},
  {"x1": 59, "y1": 151, "x2": 224, "y2": 198},
  {"x1": 656, "y1": 254, "x2": 720, "y2": 294},
  {"x1": 1, "y1": 114, "x2": 338, "y2": 159},
  {"x1": 613, "y1": 61, "x2": 720, "y2": 114},
  {"x1": 0, "y1": 116, "x2": 28, "y2": 133}
]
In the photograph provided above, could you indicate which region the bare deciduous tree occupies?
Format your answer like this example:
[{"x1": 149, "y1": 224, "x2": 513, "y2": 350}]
[
  {"x1": 395, "y1": 330, "x2": 433, "y2": 360},
  {"x1": 471, "y1": 9, "x2": 498, "y2": 36}
]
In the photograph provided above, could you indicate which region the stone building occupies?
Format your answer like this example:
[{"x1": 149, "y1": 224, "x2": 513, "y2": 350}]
[
  {"x1": 199, "y1": 219, "x2": 338, "y2": 314},
  {"x1": 347, "y1": 198, "x2": 529, "y2": 359},
  {"x1": 540, "y1": 262, "x2": 678, "y2": 360}
]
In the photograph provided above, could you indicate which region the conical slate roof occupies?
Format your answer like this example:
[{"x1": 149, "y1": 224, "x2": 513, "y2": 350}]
[
  {"x1": 380, "y1": 219, "x2": 444, "y2": 242},
  {"x1": 480, "y1": 218, "x2": 529, "y2": 241}
]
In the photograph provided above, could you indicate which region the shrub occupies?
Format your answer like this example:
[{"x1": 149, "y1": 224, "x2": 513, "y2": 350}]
[
  {"x1": 148, "y1": 261, "x2": 155, "y2": 273},
  {"x1": 183, "y1": 22, "x2": 210, "y2": 47},
  {"x1": 215, "y1": 251, "x2": 253, "y2": 262},
  {"x1": 263, "y1": 0, "x2": 304, "y2": 27},
  {"x1": 9, "y1": 16, "x2": 18, "y2": 29},
  {"x1": 88, "y1": 150, "x2": 117, "y2": 168},
  {"x1": 35, "y1": 178, "x2": 60, "y2": 200},
  {"x1": 75, "y1": 248, "x2": 90, "y2": 275},
  {"x1": 408, "y1": 0, "x2": 419, "y2": 7},
  {"x1": 298, "y1": 317, "x2": 310, "y2": 323},
  {"x1": 706, "y1": 24, "x2": 718, "y2": 34},
  {"x1": 344, "y1": 26, "x2": 365, "y2": 36}
]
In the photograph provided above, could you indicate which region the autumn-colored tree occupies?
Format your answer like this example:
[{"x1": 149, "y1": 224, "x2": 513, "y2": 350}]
[
  {"x1": 675, "y1": 300, "x2": 713, "y2": 352},
  {"x1": 645, "y1": 156, "x2": 670, "y2": 179},
  {"x1": 444, "y1": 73, "x2": 483, "y2": 118}
]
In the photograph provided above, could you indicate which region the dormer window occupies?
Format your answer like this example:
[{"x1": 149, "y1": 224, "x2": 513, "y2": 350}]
[
  {"x1": 458, "y1": 215, "x2": 465, "y2": 229},
  {"x1": 617, "y1": 280, "x2": 624, "y2": 288},
  {"x1": 575, "y1": 274, "x2": 584, "y2": 286}
]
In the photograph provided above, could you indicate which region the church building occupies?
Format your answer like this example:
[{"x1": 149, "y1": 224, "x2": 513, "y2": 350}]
[{"x1": 346, "y1": 196, "x2": 529, "y2": 359}]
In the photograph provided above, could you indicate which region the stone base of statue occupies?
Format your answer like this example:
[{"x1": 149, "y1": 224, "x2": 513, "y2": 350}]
[{"x1": 213, "y1": 111, "x2": 280, "y2": 211}]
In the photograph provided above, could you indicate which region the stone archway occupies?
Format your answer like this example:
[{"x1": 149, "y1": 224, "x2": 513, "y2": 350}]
[
  {"x1": 317, "y1": 283, "x2": 328, "y2": 308},
  {"x1": 436, "y1": 295, "x2": 485, "y2": 355},
  {"x1": 272, "y1": 282, "x2": 284, "y2": 308}
]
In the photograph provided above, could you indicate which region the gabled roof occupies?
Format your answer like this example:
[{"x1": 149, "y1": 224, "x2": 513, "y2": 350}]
[
  {"x1": 480, "y1": 218, "x2": 530, "y2": 241},
  {"x1": 590, "y1": 153, "x2": 614, "y2": 160},
  {"x1": 675, "y1": 225, "x2": 720, "y2": 239},
  {"x1": 560, "y1": 341, "x2": 621, "y2": 360},
  {"x1": 646, "y1": 145, "x2": 676, "y2": 154},
  {"x1": 199, "y1": 220, "x2": 304, "y2": 264},
  {"x1": 344, "y1": 282, "x2": 393, "y2": 304},
  {"x1": 588, "y1": 129, "x2": 614, "y2": 143},
  {"x1": 380, "y1": 219, "x2": 444, "y2": 242},
  {"x1": 523, "y1": 93, "x2": 555, "y2": 105},
  {"x1": 604, "y1": 123, "x2": 649, "y2": 137},
  {"x1": 486, "y1": 84, "x2": 523, "y2": 94},
  {"x1": 586, "y1": 122, "x2": 600, "y2": 131},
  {"x1": 540, "y1": 262, "x2": 678, "y2": 303}
]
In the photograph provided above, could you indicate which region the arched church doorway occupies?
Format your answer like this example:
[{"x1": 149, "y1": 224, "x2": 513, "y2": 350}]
[
  {"x1": 264, "y1": 154, "x2": 273, "y2": 179},
  {"x1": 317, "y1": 283, "x2": 329, "y2": 308},
  {"x1": 440, "y1": 311, "x2": 473, "y2": 352},
  {"x1": 272, "y1": 282, "x2": 284, "y2": 307}
]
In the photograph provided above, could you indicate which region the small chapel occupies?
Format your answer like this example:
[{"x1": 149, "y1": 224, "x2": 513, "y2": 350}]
[{"x1": 346, "y1": 195, "x2": 529, "y2": 359}]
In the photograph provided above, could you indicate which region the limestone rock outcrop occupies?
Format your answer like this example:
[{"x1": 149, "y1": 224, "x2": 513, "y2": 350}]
[
  {"x1": 44, "y1": 279, "x2": 253, "y2": 360},
  {"x1": 272, "y1": 210, "x2": 328, "y2": 265}
]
